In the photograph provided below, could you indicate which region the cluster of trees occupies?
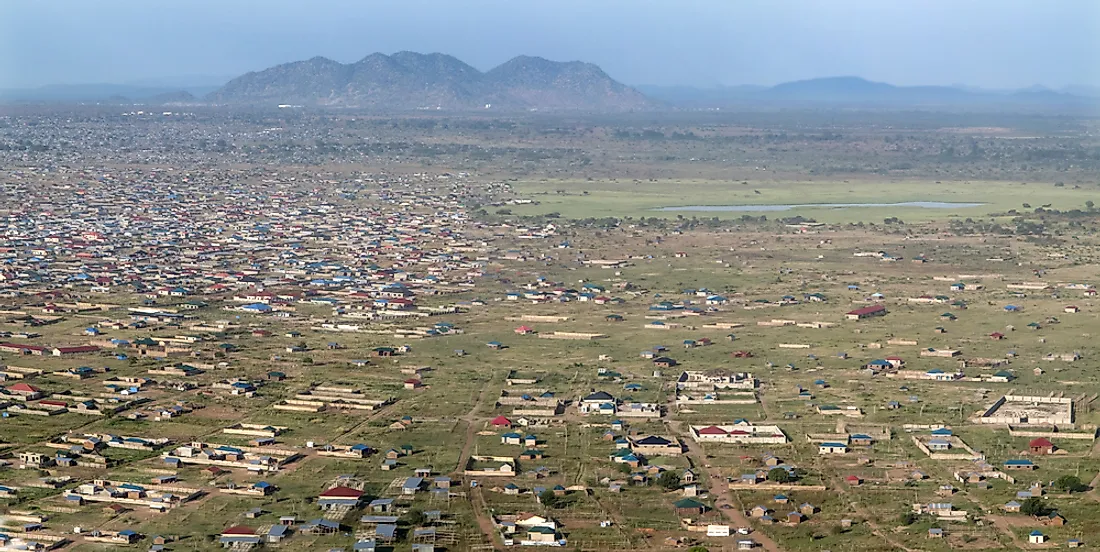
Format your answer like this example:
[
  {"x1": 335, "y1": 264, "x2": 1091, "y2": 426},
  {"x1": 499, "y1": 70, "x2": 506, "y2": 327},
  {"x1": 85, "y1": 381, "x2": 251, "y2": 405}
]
[
  {"x1": 0, "y1": 140, "x2": 51, "y2": 152},
  {"x1": 1054, "y1": 474, "x2": 1088, "y2": 493},
  {"x1": 1019, "y1": 497, "x2": 1050, "y2": 517},
  {"x1": 777, "y1": 216, "x2": 816, "y2": 225},
  {"x1": 489, "y1": 212, "x2": 776, "y2": 230},
  {"x1": 656, "y1": 470, "x2": 682, "y2": 491},
  {"x1": 538, "y1": 489, "x2": 580, "y2": 509},
  {"x1": 612, "y1": 129, "x2": 701, "y2": 141},
  {"x1": 475, "y1": 211, "x2": 796, "y2": 232},
  {"x1": 768, "y1": 467, "x2": 794, "y2": 483},
  {"x1": 947, "y1": 218, "x2": 1048, "y2": 237}
]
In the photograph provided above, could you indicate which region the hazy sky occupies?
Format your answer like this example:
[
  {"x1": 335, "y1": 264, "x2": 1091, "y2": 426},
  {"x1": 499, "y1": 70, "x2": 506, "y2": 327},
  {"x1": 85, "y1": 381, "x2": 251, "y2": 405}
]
[{"x1": 1, "y1": 0, "x2": 1098, "y2": 89}]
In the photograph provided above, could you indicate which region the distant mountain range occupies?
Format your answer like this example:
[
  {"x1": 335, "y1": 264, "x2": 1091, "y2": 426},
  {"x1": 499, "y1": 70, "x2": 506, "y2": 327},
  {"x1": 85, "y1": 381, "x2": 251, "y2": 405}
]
[
  {"x1": 207, "y1": 52, "x2": 653, "y2": 111},
  {"x1": 3, "y1": 56, "x2": 1099, "y2": 111},
  {"x1": 0, "y1": 83, "x2": 219, "y2": 103},
  {"x1": 637, "y1": 76, "x2": 1100, "y2": 109}
]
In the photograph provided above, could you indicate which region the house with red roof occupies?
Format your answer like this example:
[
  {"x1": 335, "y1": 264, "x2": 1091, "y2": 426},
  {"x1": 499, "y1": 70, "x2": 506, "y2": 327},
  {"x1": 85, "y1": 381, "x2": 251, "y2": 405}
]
[
  {"x1": 846, "y1": 305, "x2": 887, "y2": 320},
  {"x1": 0, "y1": 343, "x2": 48, "y2": 355},
  {"x1": 8, "y1": 382, "x2": 43, "y2": 400},
  {"x1": 490, "y1": 416, "x2": 512, "y2": 428},
  {"x1": 1029, "y1": 438, "x2": 1055, "y2": 455},
  {"x1": 52, "y1": 345, "x2": 100, "y2": 356},
  {"x1": 696, "y1": 426, "x2": 728, "y2": 436},
  {"x1": 317, "y1": 486, "x2": 364, "y2": 509},
  {"x1": 220, "y1": 526, "x2": 261, "y2": 547},
  {"x1": 690, "y1": 423, "x2": 787, "y2": 444},
  {"x1": 514, "y1": 326, "x2": 535, "y2": 335},
  {"x1": 234, "y1": 291, "x2": 277, "y2": 303},
  {"x1": 384, "y1": 297, "x2": 415, "y2": 310}
]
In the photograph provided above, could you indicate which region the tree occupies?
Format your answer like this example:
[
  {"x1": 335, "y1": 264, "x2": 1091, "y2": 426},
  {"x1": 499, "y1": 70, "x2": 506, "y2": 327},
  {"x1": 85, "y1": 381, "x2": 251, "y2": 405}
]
[
  {"x1": 404, "y1": 507, "x2": 425, "y2": 525},
  {"x1": 686, "y1": 546, "x2": 709, "y2": 552},
  {"x1": 1087, "y1": 200, "x2": 1095, "y2": 211},
  {"x1": 1055, "y1": 474, "x2": 1087, "y2": 493},
  {"x1": 657, "y1": 470, "x2": 682, "y2": 491},
  {"x1": 617, "y1": 462, "x2": 633, "y2": 474},
  {"x1": 539, "y1": 489, "x2": 558, "y2": 508},
  {"x1": 767, "y1": 467, "x2": 792, "y2": 483},
  {"x1": 1020, "y1": 497, "x2": 1049, "y2": 516}
]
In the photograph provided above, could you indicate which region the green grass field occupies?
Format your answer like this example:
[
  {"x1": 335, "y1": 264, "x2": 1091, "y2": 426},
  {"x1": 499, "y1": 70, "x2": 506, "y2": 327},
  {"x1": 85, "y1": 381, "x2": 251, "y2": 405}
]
[{"x1": 507, "y1": 179, "x2": 1096, "y2": 223}]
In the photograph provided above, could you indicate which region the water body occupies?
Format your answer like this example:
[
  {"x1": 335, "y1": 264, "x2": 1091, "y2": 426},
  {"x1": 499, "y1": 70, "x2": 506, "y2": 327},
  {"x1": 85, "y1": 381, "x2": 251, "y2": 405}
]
[{"x1": 654, "y1": 201, "x2": 986, "y2": 212}]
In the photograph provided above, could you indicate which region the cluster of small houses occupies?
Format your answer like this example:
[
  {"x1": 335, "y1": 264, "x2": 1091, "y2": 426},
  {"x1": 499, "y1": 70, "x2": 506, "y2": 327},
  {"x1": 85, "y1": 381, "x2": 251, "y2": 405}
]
[
  {"x1": 0, "y1": 169, "x2": 490, "y2": 306},
  {"x1": 0, "y1": 169, "x2": 489, "y2": 422},
  {"x1": 216, "y1": 478, "x2": 461, "y2": 550},
  {"x1": 223, "y1": 476, "x2": 566, "y2": 549},
  {"x1": 3, "y1": 431, "x2": 470, "y2": 549},
  {"x1": 487, "y1": 312, "x2": 1093, "y2": 546},
  {"x1": 0, "y1": 372, "x2": 218, "y2": 420},
  {"x1": 504, "y1": 282, "x2": 625, "y2": 306}
]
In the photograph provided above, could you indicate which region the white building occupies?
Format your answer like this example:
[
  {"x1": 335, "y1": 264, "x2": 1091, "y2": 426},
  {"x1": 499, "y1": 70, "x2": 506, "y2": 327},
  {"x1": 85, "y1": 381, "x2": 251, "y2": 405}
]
[{"x1": 689, "y1": 422, "x2": 787, "y2": 444}]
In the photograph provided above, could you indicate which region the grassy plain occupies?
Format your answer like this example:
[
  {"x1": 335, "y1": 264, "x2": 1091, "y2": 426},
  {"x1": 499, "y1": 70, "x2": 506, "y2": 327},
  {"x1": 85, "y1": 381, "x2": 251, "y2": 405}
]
[{"x1": 506, "y1": 178, "x2": 1096, "y2": 223}]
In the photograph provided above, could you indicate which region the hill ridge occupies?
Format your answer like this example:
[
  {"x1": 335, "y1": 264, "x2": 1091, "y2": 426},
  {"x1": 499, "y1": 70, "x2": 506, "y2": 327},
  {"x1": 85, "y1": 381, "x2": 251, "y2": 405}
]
[
  {"x1": 207, "y1": 51, "x2": 654, "y2": 111},
  {"x1": 638, "y1": 76, "x2": 1098, "y2": 109}
]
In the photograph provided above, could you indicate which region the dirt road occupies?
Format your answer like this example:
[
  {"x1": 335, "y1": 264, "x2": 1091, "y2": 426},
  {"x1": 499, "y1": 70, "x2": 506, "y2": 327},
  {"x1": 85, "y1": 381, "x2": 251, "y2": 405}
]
[
  {"x1": 827, "y1": 474, "x2": 917, "y2": 552},
  {"x1": 470, "y1": 486, "x2": 504, "y2": 551},
  {"x1": 670, "y1": 420, "x2": 786, "y2": 552},
  {"x1": 454, "y1": 371, "x2": 496, "y2": 474},
  {"x1": 454, "y1": 371, "x2": 503, "y2": 550}
]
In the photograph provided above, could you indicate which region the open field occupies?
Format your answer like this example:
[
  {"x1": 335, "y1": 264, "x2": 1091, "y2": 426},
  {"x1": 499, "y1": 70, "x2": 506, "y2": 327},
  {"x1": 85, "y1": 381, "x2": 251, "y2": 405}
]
[{"x1": 506, "y1": 178, "x2": 1098, "y2": 223}]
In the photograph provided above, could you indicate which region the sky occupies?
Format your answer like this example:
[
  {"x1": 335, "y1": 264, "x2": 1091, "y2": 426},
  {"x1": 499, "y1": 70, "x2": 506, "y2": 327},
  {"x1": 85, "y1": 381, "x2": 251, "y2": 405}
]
[{"x1": 1, "y1": 0, "x2": 1098, "y2": 89}]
